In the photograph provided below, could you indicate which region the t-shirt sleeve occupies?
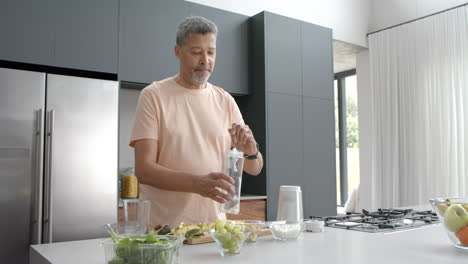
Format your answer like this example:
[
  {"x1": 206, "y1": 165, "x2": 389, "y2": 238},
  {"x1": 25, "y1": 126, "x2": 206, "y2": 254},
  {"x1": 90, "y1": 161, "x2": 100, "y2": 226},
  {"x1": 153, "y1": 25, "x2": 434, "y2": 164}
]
[{"x1": 129, "y1": 87, "x2": 159, "y2": 147}]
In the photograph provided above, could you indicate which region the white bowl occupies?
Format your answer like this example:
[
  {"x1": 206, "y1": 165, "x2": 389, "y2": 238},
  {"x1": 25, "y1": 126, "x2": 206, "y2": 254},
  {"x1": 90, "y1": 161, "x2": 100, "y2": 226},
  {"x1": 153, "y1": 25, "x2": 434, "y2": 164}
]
[
  {"x1": 269, "y1": 221, "x2": 304, "y2": 240},
  {"x1": 304, "y1": 220, "x2": 324, "y2": 232}
]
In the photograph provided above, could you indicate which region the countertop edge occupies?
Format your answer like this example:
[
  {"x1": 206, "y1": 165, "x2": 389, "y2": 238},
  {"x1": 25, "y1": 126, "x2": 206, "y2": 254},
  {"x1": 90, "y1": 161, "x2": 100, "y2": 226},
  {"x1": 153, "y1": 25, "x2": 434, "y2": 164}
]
[
  {"x1": 239, "y1": 195, "x2": 267, "y2": 200},
  {"x1": 30, "y1": 246, "x2": 52, "y2": 264},
  {"x1": 118, "y1": 195, "x2": 267, "y2": 206}
]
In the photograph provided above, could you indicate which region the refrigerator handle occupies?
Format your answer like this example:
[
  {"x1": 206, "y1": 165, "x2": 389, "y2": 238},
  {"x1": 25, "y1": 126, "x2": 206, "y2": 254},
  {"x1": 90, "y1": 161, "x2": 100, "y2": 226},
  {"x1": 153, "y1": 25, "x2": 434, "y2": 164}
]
[
  {"x1": 31, "y1": 109, "x2": 44, "y2": 244},
  {"x1": 43, "y1": 109, "x2": 55, "y2": 243}
]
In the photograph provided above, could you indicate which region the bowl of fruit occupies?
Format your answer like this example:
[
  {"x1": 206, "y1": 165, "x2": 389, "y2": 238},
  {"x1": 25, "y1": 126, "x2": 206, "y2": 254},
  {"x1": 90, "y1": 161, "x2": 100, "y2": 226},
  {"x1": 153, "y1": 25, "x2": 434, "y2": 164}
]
[
  {"x1": 430, "y1": 198, "x2": 468, "y2": 249},
  {"x1": 208, "y1": 220, "x2": 251, "y2": 256},
  {"x1": 227, "y1": 220, "x2": 266, "y2": 242}
]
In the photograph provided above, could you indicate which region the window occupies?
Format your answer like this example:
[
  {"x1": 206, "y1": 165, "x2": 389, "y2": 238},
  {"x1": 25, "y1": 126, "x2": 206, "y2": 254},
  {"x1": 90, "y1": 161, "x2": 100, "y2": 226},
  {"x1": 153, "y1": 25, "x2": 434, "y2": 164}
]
[{"x1": 334, "y1": 69, "x2": 360, "y2": 206}]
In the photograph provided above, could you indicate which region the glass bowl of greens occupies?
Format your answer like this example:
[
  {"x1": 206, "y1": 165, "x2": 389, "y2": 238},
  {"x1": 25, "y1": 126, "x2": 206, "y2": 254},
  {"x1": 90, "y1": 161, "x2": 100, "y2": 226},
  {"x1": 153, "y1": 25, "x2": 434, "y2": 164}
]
[
  {"x1": 101, "y1": 233, "x2": 183, "y2": 264},
  {"x1": 108, "y1": 223, "x2": 145, "y2": 235}
]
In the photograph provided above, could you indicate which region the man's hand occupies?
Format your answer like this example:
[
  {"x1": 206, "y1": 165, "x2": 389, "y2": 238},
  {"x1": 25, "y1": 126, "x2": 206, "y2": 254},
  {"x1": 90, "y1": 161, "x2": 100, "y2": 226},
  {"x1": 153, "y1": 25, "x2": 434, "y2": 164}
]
[
  {"x1": 194, "y1": 173, "x2": 236, "y2": 203},
  {"x1": 228, "y1": 123, "x2": 257, "y2": 155}
]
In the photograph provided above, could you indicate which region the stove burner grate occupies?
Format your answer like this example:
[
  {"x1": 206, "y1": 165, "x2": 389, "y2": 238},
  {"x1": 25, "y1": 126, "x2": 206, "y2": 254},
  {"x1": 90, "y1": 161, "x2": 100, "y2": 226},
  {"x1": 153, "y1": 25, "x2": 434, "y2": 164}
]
[{"x1": 310, "y1": 208, "x2": 439, "y2": 233}]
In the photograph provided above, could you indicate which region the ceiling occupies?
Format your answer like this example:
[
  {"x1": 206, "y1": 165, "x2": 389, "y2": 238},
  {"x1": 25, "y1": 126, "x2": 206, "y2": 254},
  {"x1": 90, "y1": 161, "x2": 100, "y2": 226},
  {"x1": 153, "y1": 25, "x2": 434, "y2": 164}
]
[{"x1": 333, "y1": 40, "x2": 367, "y2": 74}]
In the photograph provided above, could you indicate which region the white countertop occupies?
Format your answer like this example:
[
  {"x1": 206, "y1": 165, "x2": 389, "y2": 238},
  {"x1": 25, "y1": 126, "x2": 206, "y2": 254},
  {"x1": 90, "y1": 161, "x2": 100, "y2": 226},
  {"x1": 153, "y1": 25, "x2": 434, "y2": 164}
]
[
  {"x1": 239, "y1": 195, "x2": 267, "y2": 200},
  {"x1": 118, "y1": 195, "x2": 266, "y2": 207},
  {"x1": 30, "y1": 223, "x2": 468, "y2": 264}
]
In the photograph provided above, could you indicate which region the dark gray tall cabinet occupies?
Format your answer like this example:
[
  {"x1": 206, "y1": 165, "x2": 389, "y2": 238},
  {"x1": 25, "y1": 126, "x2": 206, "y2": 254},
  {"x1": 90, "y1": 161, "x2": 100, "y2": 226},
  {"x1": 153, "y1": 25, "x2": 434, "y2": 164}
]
[{"x1": 244, "y1": 12, "x2": 336, "y2": 220}]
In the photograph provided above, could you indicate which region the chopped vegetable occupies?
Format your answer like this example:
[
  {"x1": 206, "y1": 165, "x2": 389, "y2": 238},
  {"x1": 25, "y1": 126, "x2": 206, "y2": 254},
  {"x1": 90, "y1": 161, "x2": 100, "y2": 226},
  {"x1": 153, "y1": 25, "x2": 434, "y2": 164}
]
[
  {"x1": 155, "y1": 224, "x2": 171, "y2": 235},
  {"x1": 185, "y1": 228, "x2": 203, "y2": 239}
]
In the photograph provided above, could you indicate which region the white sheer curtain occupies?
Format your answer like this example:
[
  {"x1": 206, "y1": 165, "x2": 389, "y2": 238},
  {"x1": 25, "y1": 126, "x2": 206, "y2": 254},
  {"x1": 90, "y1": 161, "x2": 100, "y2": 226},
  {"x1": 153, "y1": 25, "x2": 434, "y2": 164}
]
[{"x1": 364, "y1": 5, "x2": 468, "y2": 209}]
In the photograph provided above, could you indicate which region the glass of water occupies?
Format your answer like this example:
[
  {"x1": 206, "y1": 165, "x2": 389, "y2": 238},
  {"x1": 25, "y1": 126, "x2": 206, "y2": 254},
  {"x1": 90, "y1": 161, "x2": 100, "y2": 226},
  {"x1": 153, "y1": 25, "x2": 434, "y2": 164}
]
[{"x1": 223, "y1": 148, "x2": 244, "y2": 214}]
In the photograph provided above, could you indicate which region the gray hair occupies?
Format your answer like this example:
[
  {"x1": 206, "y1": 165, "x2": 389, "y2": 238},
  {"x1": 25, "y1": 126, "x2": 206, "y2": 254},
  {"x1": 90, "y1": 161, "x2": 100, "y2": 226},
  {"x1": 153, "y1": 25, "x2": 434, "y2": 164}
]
[{"x1": 176, "y1": 16, "x2": 218, "y2": 47}]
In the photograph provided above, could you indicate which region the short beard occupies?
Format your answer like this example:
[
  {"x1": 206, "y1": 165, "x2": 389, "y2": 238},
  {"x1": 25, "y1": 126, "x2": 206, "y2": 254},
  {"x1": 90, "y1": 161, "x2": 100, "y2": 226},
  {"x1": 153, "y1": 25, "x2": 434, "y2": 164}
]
[{"x1": 190, "y1": 70, "x2": 211, "y2": 84}]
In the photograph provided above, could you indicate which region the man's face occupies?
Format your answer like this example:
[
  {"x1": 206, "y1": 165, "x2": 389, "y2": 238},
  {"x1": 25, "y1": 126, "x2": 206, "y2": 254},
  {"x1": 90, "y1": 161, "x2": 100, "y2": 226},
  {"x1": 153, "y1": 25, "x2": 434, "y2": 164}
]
[{"x1": 175, "y1": 33, "x2": 216, "y2": 85}]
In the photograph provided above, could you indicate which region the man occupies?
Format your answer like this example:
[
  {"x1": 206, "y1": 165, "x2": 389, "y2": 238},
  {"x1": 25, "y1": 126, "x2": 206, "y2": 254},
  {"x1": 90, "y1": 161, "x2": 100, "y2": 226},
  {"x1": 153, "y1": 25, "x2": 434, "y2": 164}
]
[{"x1": 130, "y1": 16, "x2": 264, "y2": 228}]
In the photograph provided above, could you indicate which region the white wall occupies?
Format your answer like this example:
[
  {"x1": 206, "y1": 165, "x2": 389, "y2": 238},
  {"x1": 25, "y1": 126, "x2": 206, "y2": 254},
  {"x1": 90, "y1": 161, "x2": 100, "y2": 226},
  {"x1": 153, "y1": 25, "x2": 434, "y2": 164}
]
[
  {"x1": 119, "y1": 88, "x2": 140, "y2": 169},
  {"x1": 370, "y1": 0, "x2": 468, "y2": 32},
  {"x1": 187, "y1": 0, "x2": 370, "y2": 47}
]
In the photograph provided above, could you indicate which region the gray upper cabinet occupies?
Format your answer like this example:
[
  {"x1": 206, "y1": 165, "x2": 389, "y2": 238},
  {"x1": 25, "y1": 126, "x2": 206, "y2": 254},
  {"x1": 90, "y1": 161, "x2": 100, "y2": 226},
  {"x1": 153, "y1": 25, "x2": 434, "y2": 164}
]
[
  {"x1": 52, "y1": 0, "x2": 119, "y2": 73},
  {"x1": 266, "y1": 93, "x2": 303, "y2": 220},
  {"x1": 303, "y1": 97, "x2": 336, "y2": 216},
  {"x1": 302, "y1": 23, "x2": 333, "y2": 100},
  {"x1": 119, "y1": 0, "x2": 188, "y2": 84},
  {"x1": 0, "y1": 0, "x2": 54, "y2": 65},
  {"x1": 188, "y1": 3, "x2": 249, "y2": 95},
  {"x1": 0, "y1": 0, "x2": 119, "y2": 73},
  {"x1": 265, "y1": 13, "x2": 302, "y2": 96}
]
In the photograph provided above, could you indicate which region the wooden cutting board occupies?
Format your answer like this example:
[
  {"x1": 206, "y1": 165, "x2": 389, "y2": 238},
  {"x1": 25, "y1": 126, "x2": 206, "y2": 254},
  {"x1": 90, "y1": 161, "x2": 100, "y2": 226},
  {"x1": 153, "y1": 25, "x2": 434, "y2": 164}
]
[{"x1": 184, "y1": 229, "x2": 272, "y2": 245}]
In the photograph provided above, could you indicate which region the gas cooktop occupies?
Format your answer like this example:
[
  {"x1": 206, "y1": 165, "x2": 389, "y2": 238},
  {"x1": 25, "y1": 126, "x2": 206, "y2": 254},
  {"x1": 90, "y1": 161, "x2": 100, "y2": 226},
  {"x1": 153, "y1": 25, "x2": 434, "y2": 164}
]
[{"x1": 310, "y1": 208, "x2": 439, "y2": 233}]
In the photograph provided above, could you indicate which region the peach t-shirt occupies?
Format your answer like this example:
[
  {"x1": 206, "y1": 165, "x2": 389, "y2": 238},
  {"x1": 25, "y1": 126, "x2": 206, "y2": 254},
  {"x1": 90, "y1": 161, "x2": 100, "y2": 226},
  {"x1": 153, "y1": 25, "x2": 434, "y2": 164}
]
[{"x1": 129, "y1": 76, "x2": 244, "y2": 227}]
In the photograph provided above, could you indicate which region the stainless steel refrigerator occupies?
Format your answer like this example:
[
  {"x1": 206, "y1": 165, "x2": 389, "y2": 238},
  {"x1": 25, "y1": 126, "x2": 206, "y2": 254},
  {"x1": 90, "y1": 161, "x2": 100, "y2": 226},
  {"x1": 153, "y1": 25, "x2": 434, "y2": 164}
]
[{"x1": 0, "y1": 67, "x2": 118, "y2": 263}]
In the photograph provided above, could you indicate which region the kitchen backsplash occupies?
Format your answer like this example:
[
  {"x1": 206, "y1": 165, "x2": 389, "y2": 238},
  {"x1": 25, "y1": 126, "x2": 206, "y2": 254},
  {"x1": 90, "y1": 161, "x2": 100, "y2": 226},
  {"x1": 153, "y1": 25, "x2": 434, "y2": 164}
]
[{"x1": 119, "y1": 87, "x2": 140, "y2": 170}]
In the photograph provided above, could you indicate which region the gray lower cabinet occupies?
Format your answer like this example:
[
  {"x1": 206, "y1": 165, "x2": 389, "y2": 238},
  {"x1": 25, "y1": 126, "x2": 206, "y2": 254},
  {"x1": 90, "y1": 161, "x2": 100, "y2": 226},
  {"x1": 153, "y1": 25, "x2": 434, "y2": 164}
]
[
  {"x1": 266, "y1": 93, "x2": 303, "y2": 220},
  {"x1": 52, "y1": 0, "x2": 119, "y2": 73},
  {"x1": 266, "y1": 95, "x2": 336, "y2": 219},
  {"x1": 302, "y1": 22, "x2": 334, "y2": 100},
  {"x1": 0, "y1": 0, "x2": 119, "y2": 73},
  {"x1": 118, "y1": 0, "x2": 188, "y2": 84},
  {"x1": 188, "y1": 3, "x2": 249, "y2": 95},
  {"x1": 302, "y1": 97, "x2": 336, "y2": 217},
  {"x1": 0, "y1": 0, "x2": 54, "y2": 65}
]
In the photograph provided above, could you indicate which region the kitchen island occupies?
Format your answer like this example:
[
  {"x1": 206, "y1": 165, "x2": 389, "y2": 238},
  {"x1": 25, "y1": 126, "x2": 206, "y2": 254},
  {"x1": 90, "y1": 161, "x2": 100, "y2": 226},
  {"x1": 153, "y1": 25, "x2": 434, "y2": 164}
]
[{"x1": 30, "y1": 224, "x2": 467, "y2": 264}]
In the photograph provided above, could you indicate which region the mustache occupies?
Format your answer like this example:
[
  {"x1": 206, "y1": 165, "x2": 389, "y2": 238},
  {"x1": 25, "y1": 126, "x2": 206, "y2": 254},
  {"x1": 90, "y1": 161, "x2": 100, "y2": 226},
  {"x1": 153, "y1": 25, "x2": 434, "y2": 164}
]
[{"x1": 193, "y1": 66, "x2": 211, "y2": 72}]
